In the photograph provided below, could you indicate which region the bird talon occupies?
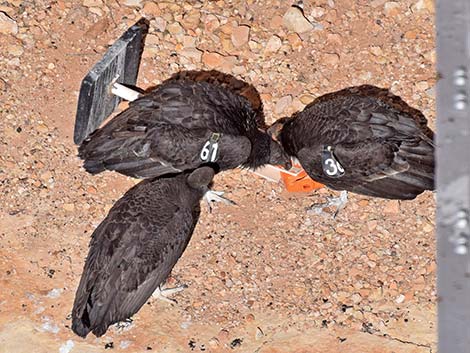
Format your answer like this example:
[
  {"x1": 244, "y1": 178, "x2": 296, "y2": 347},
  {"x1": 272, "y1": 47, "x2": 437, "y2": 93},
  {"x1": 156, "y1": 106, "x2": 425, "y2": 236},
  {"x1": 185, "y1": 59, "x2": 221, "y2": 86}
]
[
  {"x1": 203, "y1": 190, "x2": 236, "y2": 212},
  {"x1": 152, "y1": 283, "x2": 187, "y2": 305},
  {"x1": 308, "y1": 190, "x2": 348, "y2": 218}
]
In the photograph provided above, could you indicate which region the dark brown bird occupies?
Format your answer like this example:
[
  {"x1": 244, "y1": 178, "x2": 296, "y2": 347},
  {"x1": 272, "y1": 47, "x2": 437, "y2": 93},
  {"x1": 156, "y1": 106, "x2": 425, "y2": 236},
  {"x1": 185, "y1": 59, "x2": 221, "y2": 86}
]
[
  {"x1": 78, "y1": 80, "x2": 290, "y2": 179},
  {"x1": 269, "y1": 85, "x2": 434, "y2": 201},
  {"x1": 72, "y1": 166, "x2": 215, "y2": 338},
  {"x1": 163, "y1": 70, "x2": 266, "y2": 129}
]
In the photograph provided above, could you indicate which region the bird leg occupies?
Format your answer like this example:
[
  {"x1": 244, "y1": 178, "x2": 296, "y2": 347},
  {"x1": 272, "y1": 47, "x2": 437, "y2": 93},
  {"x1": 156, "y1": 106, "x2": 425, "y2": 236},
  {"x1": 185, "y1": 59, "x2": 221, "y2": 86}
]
[
  {"x1": 152, "y1": 283, "x2": 188, "y2": 304},
  {"x1": 203, "y1": 189, "x2": 236, "y2": 213},
  {"x1": 308, "y1": 190, "x2": 348, "y2": 218}
]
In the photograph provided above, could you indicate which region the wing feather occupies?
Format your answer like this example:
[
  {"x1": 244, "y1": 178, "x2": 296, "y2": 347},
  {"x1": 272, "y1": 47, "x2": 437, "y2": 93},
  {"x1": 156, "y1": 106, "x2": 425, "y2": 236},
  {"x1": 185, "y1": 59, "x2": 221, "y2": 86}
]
[
  {"x1": 285, "y1": 85, "x2": 435, "y2": 199},
  {"x1": 72, "y1": 174, "x2": 202, "y2": 337}
]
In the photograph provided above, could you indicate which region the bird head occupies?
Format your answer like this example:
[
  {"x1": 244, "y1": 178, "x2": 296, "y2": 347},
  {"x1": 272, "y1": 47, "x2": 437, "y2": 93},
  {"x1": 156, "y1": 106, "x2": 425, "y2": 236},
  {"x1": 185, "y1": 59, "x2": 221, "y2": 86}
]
[
  {"x1": 267, "y1": 116, "x2": 290, "y2": 142},
  {"x1": 187, "y1": 167, "x2": 215, "y2": 189},
  {"x1": 269, "y1": 139, "x2": 292, "y2": 170}
]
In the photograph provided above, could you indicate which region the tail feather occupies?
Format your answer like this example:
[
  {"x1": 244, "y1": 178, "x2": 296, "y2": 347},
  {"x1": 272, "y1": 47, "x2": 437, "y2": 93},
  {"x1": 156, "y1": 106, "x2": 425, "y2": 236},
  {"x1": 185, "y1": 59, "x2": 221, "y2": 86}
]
[
  {"x1": 71, "y1": 303, "x2": 92, "y2": 338},
  {"x1": 353, "y1": 156, "x2": 434, "y2": 199},
  {"x1": 353, "y1": 177, "x2": 425, "y2": 200},
  {"x1": 353, "y1": 140, "x2": 434, "y2": 199},
  {"x1": 82, "y1": 160, "x2": 106, "y2": 174},
  {"x1": 79, "y1": 134, "x2": 157, "y2": 177}
]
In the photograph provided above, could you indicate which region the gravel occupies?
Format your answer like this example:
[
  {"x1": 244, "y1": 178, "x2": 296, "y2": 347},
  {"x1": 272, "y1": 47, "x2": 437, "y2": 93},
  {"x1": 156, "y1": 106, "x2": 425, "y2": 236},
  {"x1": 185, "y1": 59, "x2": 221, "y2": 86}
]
[{"x1": 0, "y1": 0, "x2": 436, "y2": 351}]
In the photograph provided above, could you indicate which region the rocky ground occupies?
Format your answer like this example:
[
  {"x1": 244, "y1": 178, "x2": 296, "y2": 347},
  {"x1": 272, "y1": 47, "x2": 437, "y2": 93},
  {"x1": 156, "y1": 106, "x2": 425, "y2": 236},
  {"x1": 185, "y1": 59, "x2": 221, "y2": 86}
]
[{"x1": 0, "y1": 0, "x2": 436, "y2": 352}]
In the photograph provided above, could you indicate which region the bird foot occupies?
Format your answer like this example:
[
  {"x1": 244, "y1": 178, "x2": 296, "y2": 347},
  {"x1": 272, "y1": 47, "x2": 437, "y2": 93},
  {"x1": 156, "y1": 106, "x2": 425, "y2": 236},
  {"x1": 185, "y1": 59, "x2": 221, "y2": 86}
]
[
  {"x1": 308, "y1": 190, "x2": 348, "y2": 218},
  {"x1": 114, "y1": 318, "x2": 134, "y2": 332},
  {"x1": 203, "y1": 190, "x2": 236, "y2": 213},
  {"x1": 152, "y1": 283, "x2": 188, "y2": 304}
]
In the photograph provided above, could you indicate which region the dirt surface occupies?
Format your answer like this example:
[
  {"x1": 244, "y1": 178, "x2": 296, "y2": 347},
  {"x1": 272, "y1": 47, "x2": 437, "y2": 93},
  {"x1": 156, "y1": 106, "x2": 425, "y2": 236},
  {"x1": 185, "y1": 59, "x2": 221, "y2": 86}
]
[{"x1": 0, "y1": 0, "x2": 436, "y2": 352}]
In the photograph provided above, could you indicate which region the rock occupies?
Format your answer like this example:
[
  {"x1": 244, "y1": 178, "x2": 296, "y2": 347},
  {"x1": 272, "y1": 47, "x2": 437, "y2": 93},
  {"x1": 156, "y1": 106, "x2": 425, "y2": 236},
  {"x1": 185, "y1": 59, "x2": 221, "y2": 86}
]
[
  {"x1": 404, "y1": 29, "x2": 418, "y2": 39},
  {"x1": 182, "y1": 35, "x2": 196, "y2": 48},
  {"x1": 265, "y1": 35, "x2": 282, "y2": 53},
  {"x1": 152, "y1": 17, "x2": 167, "y2": 32},
  {"x1": 283, "y1": 6, "x2": 314, "y2": 34},
  {"x1": 270, "y1": 15, "x2": 283, "y2": 29},
  {"x1": 248, "y1": 40, "x2": 259, "y2": 51},
  {"x1": 220, "y1": 55, "x2": 237, "y2": 72},
  {"x1": 36, "y1": 122, "x2": 49, "y2": 133},
  {"x1": 8, "y1": 57, "x2": 20, "y2": 66},
  {"x1": 299, "y1": 94, "x2": 314, "y2": 105},
  {"x1": 423, "y1": 222, "x2": 434, "y2": 233},
  {"x1": 182, "y1": 11, "x2": 200, "y2": 30},
  {"x1": 86, "y1": 185, "x2": 97, "y2": 194},
  {"x1": 310, "y1": 7, "x2": 326, "y2": 18},
  {"x1": 287, "y1": 33, "x2": 302, "y2": 50},
  {"x1": 412, "y1": 0, "x2": 434, "y2": 12},
  {"x1": 85, "y1": 17, "x2": 109, "y2": 38},
  {"x1": 395, "y1": 294, "x2": 405, "y2": 304},
  {"x1": 322, "y1": 52, "x2": 340, "y2": 66},
  {"x1": 384, "y1": 2, "x2": 400, "y2": 16},
  {"x1": 367, "y1": 220, "x2": 378, "y2": 231},
  {"x1": 370, "y1": 46, "x2": 383, "y2": 56},
  {"x1": 292, "y1": 286, "x2": 306, "y2": 296},
  {"x1": 221, "y1": 37, "x2": 234, "y2": 53},
  {"x1": 39, "y1": 171, "x2": 54, "y2": 184},
  {"x1": 275, "y1": 95, "x2": 292, "y2": 115},
  {"x1": 0, "y1": 11, "x2": 18, "y2": 35},
  {"x1": 371, "y1": 0, "x2": 387, "y2": 7},
  {"x1": 202, "y1": 52, "x2": 224, "y2": 68},
  {"x1": 292, "y1": 98, "x2": 305, "y2": 112},
  {"x1": 120, "y1": 0, "x2": 143, "y2": 7},
  {"x1": 231, "y1": 25, "x2": 250, "y2": 47},
  {"x1": 358, "y1": 199, "x2": 369, "y2": 207},
  {"x1": 204, "y1": 14, "x2": 220, "y2": 33},
  {"x1": 415, "y1": 81, "x2": 429, "y2": 92},
  {"x1": 383, "y1": 200, "x2": 400, "y2": 214},
  {"x1": 167, "y1": 22, "x2": 184, "y2": 35},
  {"x1": 245, "y1": 313, "x2": 255, "y2": 322},
  {"x1": 83, "y1": 0, "x2": 102, "y2": 7},
  {"x1": 88, "y1": 7, "x2": 103, "y2": 16},
  {"x1": 141, "y1": 2, "x2": 161, "y2": 17},
  {"x1": 218, "y1": 23, "x2": 233, "y2": 35},
  {"x1": 179, "y1": 48, "x2": 203, "y2": 62},
  {"x1": 373, "y1": 56, "x2": 387, "y2": 65},
  {"x1": 8, "y1": 44, "x2": 23, "y2": 57},
  {"x1": 63, "y1": 203, "x2": 75, "y2": 212}
]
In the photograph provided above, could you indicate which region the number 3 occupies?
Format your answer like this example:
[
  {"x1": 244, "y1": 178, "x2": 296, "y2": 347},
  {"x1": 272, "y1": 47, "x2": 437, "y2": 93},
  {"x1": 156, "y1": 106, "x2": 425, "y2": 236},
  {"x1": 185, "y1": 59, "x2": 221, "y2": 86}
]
[
  {"x1": 324, "y1": 158, "x2": 337, "y2": 176},
  {"x1": 324, "y1": 158, "x2": 344, "y2": 176}
]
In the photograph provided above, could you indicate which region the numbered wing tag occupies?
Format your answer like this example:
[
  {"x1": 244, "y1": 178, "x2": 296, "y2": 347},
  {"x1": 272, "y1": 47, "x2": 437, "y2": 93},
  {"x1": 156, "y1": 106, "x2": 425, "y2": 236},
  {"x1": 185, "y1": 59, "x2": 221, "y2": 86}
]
[
  {"x1": 321, "y1": 145, "x2": 345, "y2": 178},
  {"x1": 200, "y1": 133, "x2": 221, "y2": 163}
]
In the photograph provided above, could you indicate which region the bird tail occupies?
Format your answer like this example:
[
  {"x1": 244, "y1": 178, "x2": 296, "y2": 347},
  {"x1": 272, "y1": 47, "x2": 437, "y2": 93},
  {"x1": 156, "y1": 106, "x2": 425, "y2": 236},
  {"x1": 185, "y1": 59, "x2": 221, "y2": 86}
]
[
  {"x1": 71, "y1": 272, "x2": 119, "y2": 338},
  {"x1": 353, "y1": 139, "x2": 434, "y2": 200},
  {"x1": 78, "y1": 129, "x2": 155, "y2": 176}
]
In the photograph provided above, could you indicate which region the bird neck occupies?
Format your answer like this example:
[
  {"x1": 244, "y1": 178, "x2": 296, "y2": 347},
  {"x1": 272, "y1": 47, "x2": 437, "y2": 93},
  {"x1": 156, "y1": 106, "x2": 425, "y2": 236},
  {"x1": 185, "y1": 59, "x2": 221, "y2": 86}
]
[
  {"x1": 278, "y1": 117, "x2": 298, "y2": 156},
  {"x1": 244, "y1": 130, "x2": 271, "y2": 169}
]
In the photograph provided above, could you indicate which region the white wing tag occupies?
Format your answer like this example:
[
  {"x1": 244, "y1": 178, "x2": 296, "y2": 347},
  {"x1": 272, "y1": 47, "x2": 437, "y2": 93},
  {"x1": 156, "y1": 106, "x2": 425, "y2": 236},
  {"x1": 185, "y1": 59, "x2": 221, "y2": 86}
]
[
  {"x1": 200, "y1": 133, "x2": 220, "y2": 163},
  {"x1": 321, "y1": 145, "x2": 345, "y2": 178}
]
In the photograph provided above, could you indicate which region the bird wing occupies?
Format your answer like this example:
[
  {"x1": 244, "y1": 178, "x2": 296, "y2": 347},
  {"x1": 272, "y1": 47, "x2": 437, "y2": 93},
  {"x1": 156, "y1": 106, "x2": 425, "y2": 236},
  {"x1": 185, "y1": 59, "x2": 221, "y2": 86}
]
[
  {"x1": 163, "y1": 70, "x2": 266, "y2": 128},
  {"x1": 79, "y1": 81, "x2": 257, "y2": 177},
  {"x1": 291, "y1": 91, "x2": 434, "y2": 199},
  {"x1": 72, "y1": 176, "x2": 200, "y2": 337},
  {"x1": 132, "y1": 81, "x2": 255, "y2": 134}
]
